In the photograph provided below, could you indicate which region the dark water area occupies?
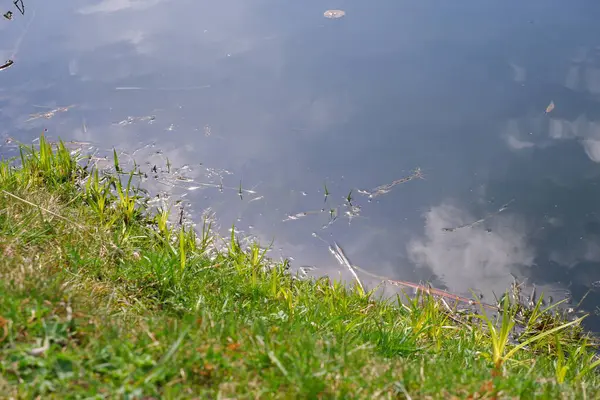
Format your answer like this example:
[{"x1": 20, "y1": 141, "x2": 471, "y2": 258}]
[{"x1": 3, "y1": 0, "x2": 600, "y2": 329}]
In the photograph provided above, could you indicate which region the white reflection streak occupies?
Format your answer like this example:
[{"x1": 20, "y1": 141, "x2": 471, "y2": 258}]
[{"x1": 328, "y1": 241, "x2": 364, "y2": 293}]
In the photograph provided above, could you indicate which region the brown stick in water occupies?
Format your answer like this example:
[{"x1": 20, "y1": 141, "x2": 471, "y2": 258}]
[
  {"x1": 383, "y1": 278, "x2": 499, "y2": 311},
  {"x1": 351, "y1": 264, "x2": 498, "y2": 311}
]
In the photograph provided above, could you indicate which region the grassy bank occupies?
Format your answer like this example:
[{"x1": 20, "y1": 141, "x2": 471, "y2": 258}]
[{"x1": 1, "y1": 136, "x2": 600, "y2": 399}]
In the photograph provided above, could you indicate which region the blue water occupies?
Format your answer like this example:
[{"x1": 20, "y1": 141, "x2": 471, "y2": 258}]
[{"x1": 3, "y1": 0, "x2": 600, "y2": 327}]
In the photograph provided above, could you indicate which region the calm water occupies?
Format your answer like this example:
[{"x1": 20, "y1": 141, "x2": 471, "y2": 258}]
[{"x1": 3, "y1": 0, "x2": 600, "y2": 327}]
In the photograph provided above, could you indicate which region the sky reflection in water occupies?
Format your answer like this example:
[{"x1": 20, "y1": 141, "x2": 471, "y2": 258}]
[{"x1": 3, "y1": 0, "x2": 600, "y2": 327}]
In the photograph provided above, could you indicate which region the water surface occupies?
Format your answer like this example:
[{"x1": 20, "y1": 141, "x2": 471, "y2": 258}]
[{"x1": 3, "y1": 0, "x2": 600, "y2": 327}]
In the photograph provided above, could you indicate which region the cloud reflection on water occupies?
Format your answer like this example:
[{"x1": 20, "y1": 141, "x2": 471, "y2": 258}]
[
  {"x1": 408, "y1": 202, "x2": 535, "y2": 296},
  {"x1": 4, "y1": 0, "x2": 600, "y2": 322},
  {"x1": 503, "y1": 46, "x2": 600, "y2": 165}
]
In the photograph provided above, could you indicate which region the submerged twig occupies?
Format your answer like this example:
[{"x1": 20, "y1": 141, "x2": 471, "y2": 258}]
[
  {"x1": 113, "y1": 115, "x2": 156, "y2": 126},
  {"x1": 358, "y1": 168, "x2": 424, "y2": 199},
  {"x1": 25, "y1": 104, "x2": 76, "y2": 122},
  {"x1": 351, "y1": 263, "x2": 498, "y2": 311},
  {"x1": 442, "y1": 199, "x2": 515, "y2": 233}
]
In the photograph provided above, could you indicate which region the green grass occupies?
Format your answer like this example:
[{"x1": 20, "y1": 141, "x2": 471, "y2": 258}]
[{"x1": 1, "y1": 135, "x2": 600, "y2": 398}]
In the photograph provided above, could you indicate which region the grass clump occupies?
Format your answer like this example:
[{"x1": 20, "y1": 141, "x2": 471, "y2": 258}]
[{"x1": 1, "y1": 135, "x2": 600, "y2": 399}]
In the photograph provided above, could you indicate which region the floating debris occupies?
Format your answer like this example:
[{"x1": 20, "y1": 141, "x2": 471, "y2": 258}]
[
  {"x1": 442, "y1": 199, "x2": 514, "y2": 233},
  {"x1": 441, "y1": 218, "x2": 485, "y2": 233},
  {"x1": 317, "y1": 209, "x2": 340, "y2": 230},
  {"x1": 156, "y1": 176, "x2": 257, "y2": 197},
  {"x1": 205, "y1": 167, "x2": 233, "y2": 180},
  {"x1": 130, "y1": 142, "x2": 156, "y2": 157},
  {"x1": 344, "y1": 204, "x2": 361, "y2": 224},
  {"x1": 113, "y1": 115, "x2": 156, "y2": 126},
  {"x1": 25, "y1": 105, "x2": 76, "y2": 122},
  {"x1": 0, "y1": 60, "x2": 14, "y2": 71},
  {"x1": 545, "y1": 100, "x2": 555, "y2": 113},
  {"x1": 324, "y1": 9, "x2": 345, "y2": 19},
  {"x1": 359, "y1": 168, "x2": 424, "y2": 199},
  {"x1": 283, "y1": 210, "x2": 322, "y2": 222}
]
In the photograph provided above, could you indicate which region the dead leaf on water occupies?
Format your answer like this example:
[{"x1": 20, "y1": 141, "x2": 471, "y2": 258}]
[{"x1": 545, "y1": 101, "x2": 555, "y2": 113}]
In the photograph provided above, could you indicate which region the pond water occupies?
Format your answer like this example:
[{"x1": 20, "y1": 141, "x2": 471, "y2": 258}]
[{"x1": 3, "y1": 0, "x2": 600, "y2": 328}]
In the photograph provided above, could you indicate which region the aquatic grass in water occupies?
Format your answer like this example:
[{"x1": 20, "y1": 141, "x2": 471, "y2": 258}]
[
  {"x1": 1, "y1": 135, "x2": 600, "y2": 398},
  {"x1": 475, "y1": 295, "x2": 585, "y2": 374},
  {"x1": 16, "y1": 134, "x2": 78, "y2": 188},
  {"x1": 114, "y1": 171, "x2": 141, "y2": 224},
  {"x1": 113, "y1": 148, "x2": 121, "y2": 173},
  {"x1": 197, "y1": 216, "x2": 214, "y2": 254},
  {"x1": 346, "y1": 189, "x2": 353, "y2": 205},
  {"x1": 83, "y1": 169, "x2": 111, "y2": 223}
]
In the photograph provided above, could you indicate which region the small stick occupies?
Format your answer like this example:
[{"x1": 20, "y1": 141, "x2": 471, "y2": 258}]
[{"x1": 351, "y1": 263, "x2": 498, "y2": 311}]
